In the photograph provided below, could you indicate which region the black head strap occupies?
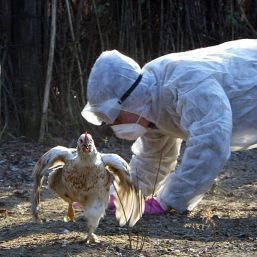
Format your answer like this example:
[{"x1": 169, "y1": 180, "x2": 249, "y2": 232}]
[{"x1": 118, "y1": 73, "x2": 143, "y2": 104}]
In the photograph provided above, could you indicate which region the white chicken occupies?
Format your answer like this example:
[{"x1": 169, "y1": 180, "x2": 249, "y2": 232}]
[{"x1": 31, "y1": 132, "x2": 144, "y2": 243}]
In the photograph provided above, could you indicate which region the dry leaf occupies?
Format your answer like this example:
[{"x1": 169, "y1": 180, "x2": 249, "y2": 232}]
[{"x1": 0, "y1": 209, "x2": 8, "y2": 218}]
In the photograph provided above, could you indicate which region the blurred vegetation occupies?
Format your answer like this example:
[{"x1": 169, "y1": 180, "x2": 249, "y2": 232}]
[{"x1": 0, "y1": 0, "x2": 256, "y2": 143}]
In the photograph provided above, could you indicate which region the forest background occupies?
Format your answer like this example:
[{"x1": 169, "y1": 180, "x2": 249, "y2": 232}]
[{"x1": 0, "y1": 0, "x2": 256, "y2": 144}]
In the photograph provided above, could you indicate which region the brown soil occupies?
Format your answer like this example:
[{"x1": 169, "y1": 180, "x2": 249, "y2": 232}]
[{"x1": 0, "y1": 137, "x2": 256, "y2": 257}]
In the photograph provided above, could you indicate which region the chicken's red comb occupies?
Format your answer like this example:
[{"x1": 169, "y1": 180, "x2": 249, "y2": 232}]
[
  {"x1": 82, "y1": 131, "x2": 88, "y2": 144},
  {"x1": 83, "y1": 131, "x2": 92, "y2": 141}
]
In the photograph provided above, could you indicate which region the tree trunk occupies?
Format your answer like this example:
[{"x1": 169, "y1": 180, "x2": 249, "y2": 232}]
[
  {"x1": 39, "y1": 0, "x2": 57, "y2": 143},
  {"x1": 10, "y1": 0, "x2": 47, "y2": 139}
]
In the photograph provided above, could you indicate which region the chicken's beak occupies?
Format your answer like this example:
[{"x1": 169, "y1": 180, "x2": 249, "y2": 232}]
[{"x1": 81, "y1": 144, "x2": 92, "y2": 153}]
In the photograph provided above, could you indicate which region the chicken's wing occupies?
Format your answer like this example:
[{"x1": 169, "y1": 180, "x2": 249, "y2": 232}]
[
  {"x1": 101, "y1": 153, "x2": 145, "y2": 227},
  {"x1": 31, "y1": 146, "x2": 76, "y2": 221}
]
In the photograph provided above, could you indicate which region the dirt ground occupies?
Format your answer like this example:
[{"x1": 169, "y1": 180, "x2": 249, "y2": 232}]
[{"x1": 0, "y1": 137, "x2": 256, "y2": 257}]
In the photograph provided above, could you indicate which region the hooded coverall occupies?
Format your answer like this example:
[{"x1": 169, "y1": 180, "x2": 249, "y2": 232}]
[{"x1": 82, "y1": 39, "x2": 257, "y2": 212}]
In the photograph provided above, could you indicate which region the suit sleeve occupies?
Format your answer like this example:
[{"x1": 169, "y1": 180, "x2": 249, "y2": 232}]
[
  {"x1": 129, "y1": 129, "x2": 182, "y2": 196},
  {"x1": 158, "y1": 79, "x2": 233, "y2": 212}
]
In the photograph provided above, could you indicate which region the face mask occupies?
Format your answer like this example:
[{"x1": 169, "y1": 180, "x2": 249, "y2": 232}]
[{"x1": 111, "y1": 123, "x2": 147, "y2": 141}]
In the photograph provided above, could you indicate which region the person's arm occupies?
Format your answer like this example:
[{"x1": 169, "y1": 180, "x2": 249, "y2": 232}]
[
  {"x1": 129, "y1": 129, "x2": 182, "y2": 197},
  {"x1": 158, "y1": 79, "x2": 232, "y2": 212}
]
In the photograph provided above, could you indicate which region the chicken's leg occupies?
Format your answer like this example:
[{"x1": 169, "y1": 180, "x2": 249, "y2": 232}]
[
  {"x1": 67, "y1": 203, "x2": 75, "y2": 221},
  {"x1": 64, "y1": 203, "x2": 75, "y2": 222},
  {"x1": 85, "y1": 213, "x2": 102, "y2": 243},
  {"x1": 84, "y1": 201, "x2": 106, "y2": 243}
]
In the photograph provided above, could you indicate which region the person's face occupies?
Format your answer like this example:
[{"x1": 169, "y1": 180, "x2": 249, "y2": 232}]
[{"x1": 113, "y1": 111, "x2": 150, "y2": 128}]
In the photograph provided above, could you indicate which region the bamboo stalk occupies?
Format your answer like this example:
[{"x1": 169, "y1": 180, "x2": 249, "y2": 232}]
[
  {"x1": 137, "y1": 0, "x2": 145, "y2": 61},
  {"x1": 231, "y1": 1, "x2": 235, "y2": 40},
  {"x1": 185, "y1": 0, "x2": 195, "y2": 49},
  {"x1": 159, "y1": 0, "x2": 164, "y2": 55},
  {"x1": 1, "y1": 59, "x2": 20, "y2": 129},
  {"x1": 168, "y1": 0, "x2": 176, "y2": 51},
  {"x1": 119, "y1": 0, "x2": 125, "y2": 49},
  {"x1": 176, "y1": 3, "x2": 181, "y2": 51},
  {"x1": 74, "y1": 0, "x2": 85, "y2": 37},
  {"x1": 65, "y1": 0, "x2": 85, "y2": 106},
  {"x1": 67, "y1": 55, "x2": 76, "y2": 120},
  {"x1": 0, "y1": 52, "x2": 4, "y2": 124},
  {"x1": 239, "y1": 0, "x2": 257, "y2": 36},
  {"x1": 38, "y1": 0, "x2": 57, "y2": 143},
  {"x1": 146, "y1": 1, "x2": 152, "y2": 60},
  {"x1": 92, "y1": 0, "x2": 105, "y2": 52}
]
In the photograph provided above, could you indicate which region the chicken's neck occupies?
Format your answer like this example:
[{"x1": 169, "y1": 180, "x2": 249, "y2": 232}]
[{"x1": 77, "y1": 148, "x2": 101, "y2": 167}]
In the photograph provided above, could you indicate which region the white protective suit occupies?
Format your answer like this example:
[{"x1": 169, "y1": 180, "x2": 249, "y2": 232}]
[{"x1": 82, "y1": 39, "x2": 257, "y2": 212}]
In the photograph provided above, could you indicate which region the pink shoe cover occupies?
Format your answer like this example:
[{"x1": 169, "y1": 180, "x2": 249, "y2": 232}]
[
  {"x1": 144, "y1": 198, "x2": 166, "y2": 215},
  {"x1": 73, "y1": 197, "x2": 165, "y2": 215},
  {"x1": 72, "y1": 202, "x2": 81, "y2": 209},
  {"x1": 108, "y1": 195, "x2": 115, "y2": 209}
]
